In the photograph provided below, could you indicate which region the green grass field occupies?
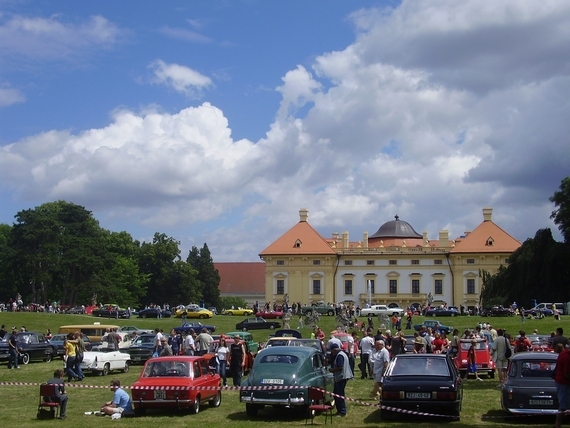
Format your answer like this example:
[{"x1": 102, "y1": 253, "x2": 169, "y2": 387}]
[{"x1": 0, "y1": 311, "x2": 565, "y2": 427}]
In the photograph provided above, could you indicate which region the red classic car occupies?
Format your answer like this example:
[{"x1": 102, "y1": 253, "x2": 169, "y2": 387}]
[
  {"x1": 255, "y1": 310, "x2": 283, "y2": 319},
  {"x1": 454, "y1": 338, "x2": 495, "y2": 378},
  {"x1": 131, "y1": 356, "x2": 222, "y2": 415}
]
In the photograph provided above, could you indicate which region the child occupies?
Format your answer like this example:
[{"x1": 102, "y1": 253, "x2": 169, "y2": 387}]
[
  {"x1": 297, "y1": 314, "x2": 304, "y2": 330},
  {"x1": 468, "y1": 340, "x2": 482, "y2": 381}
]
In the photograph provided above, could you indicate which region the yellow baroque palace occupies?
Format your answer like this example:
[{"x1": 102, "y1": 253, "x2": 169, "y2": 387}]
[{"x1": 259, "y1": 207, "x2": 521, "y2": 311}]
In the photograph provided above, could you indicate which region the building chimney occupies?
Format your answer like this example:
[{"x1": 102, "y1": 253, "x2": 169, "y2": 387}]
[
  {"x1": 464, "y1": 231, "x2": 471, "y2": 237},
  {"x1": 363, "y1": 232, "x2": 369, "y2": 249},
  {"x1": 483, "y1": 207, "x2": 492, "y2": 222},
  {"x1": 299, "y1": 208, "x2": 309, "y2": 222},
  {"x1": 439, "y1": 230, "x2": 449, "y2": 248},
  {"x1": 342, "y1": 231, "x2": 349, "y2": 249}
]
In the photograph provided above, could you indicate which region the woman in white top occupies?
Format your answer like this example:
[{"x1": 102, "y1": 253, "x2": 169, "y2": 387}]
[{"x1": 217, "y1": 338, "x2": 230, "y2": 386}]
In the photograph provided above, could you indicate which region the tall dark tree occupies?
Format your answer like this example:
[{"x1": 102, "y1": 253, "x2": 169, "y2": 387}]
[
  {"x1": 550, "y1": 176, "x2": 570, "y2": 243},
  {"x1": 0, "y1": 223, "x2": 17, "y2": 301},
  {"x1": 187, "y1": 244, "x2": 221, "y2": 308}
]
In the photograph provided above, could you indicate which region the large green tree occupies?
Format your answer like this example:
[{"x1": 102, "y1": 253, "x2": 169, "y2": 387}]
[
  {"x1": 187, "y1": 244, "x2": 221, "y2": 308},
  {"x1": 550, "y1": 176, "x2": 570, "y2": 243}
]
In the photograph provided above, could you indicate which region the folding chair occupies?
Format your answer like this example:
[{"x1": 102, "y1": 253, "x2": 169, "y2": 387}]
[
  {"x1": 37, "y1": 383, "x2": 60, "y2": 419},
  {"x1": 306, "y1": 387, "x2": 334, "y2": 425}
]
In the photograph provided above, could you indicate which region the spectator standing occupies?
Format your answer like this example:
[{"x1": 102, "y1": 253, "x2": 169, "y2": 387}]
[
  {"x1": 168, "y1": 329, "x2": 182, "y2": 355},
  {"x1": 369, "y1": 340, "x2": 390, "y2": 398},
  {"x1": 467, "y1": 340, "x2": 483, "y2": 381},
  {"x1": 74, "y1": 332, "x2": 85, "y2": 381},
  {"x1": 183, "y1": 330, "x2": 196, "y2": 355},
  {"x1": 515, "y1": 330, "x2": 532, "y2": 353},
  {"x1": 63, "y1": 333, "x2": 79, "y2": 381},
  {"x1": 491, "y1": 328, "x2": 509, "y2": 383},
  {"x1": 106, "y1": 328, "x2": 120, "y2": 352},
  {"x1": 554, "y1": 344, "x2": 570, "y2": 428},
  {"x1": 7, "y1": 329, "x2": 19, "y2": 369},
  {"x1": 217, "y1": 338, "x2": 230, "y2": 386},
  {"x1": 329, "y1": 343, "x2": 352, "y2": 417},
  {"x1": 196, "y1": 328, "x2": 213, "y2": 356},
  {"x1": 553, "y1": 327, "x2": 570, "y2": 350},
  {"x1": 228, "y1": 335, "x2": 246, "y2": 386},
  {"x1": 359, "y1": 330, "x2": 375, "y2": 379}
]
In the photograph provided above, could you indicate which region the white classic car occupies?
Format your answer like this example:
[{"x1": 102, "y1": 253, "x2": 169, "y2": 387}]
[
  {"x1": 360, "y1": 304, "x2": 405, "y2": 317},
  {"x1": 80, "y1": 350, "x2": 131, "y2": 376}
]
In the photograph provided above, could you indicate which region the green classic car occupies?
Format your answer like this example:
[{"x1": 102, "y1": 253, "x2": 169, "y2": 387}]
[{"x1": 240, "y1": 346, "x2": 334, "y2": 417}]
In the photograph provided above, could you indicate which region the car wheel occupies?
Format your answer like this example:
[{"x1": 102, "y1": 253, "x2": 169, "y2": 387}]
[
  {"x1": 209, "y1": 390, "x2": 222, "y2": 408},
  {"x1": 21, "y1": 353, "x2": 30, "y2": 365},
  {"x1": 190, "y1": 395, "x2": 200, "y2": 414},
  {"x1": 199, "y1": 314, "x2": 206, "y2": 319},
  {"x1": 141, "y1": 313, "x2": 147, "y2": 319},
  {"x1": 450, "y1": 313, "x2": 455, "y2": 317},
  {"x1": 306, "y1": 310, "x2": 313, "y2": 316},
  {"x1": 44, "y1": 352, "x2": 53, "y2": 363},
  {"x1": 432, "y1": 313, "x2": 437, "y2": 317},
  {"x1": 242, "y1": 327, "x2": 248, "y2": 332},
  {"x1": 246, "y1": 404, "x2": 259, "y2": 417},
  {"x1": 123, "y1": 362, "x2": 130, "y2": 373},
  {"x1": 227, "y1": 312, "x2": 233, "y2": 316},
  {"x1": 102, "y1": 363, "x2": 110, "y2": 376},
  {"x1": 269, "y1": 325, "x2": 275, "y2": 330},
  {"x1": 327, "y1": 310, "x2": 335, "y2": 316}
]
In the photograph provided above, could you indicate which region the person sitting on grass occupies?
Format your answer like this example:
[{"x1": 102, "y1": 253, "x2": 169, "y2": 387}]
[{"x1": 101, "y1": 379, "x2": 133, "y2": 416}]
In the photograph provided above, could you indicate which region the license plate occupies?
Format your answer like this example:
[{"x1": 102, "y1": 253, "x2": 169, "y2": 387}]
[
  {"x1": 261, "y1": 379, "x2": 284, "y2": 385},
  {"x1": 406, "y1": 392, "x2": 430, "y2": 399},
  {"x1": 133, "y1": 356, "x2": 141, "y2": 361},
  {"x1": 529, "y1": 399, "x2": 553, "y2": 405},
  {"x1": 154, "y1": 390, "x2": 166, "y2": 400}
]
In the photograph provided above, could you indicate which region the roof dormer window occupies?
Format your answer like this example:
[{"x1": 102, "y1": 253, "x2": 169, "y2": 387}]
[
  {"x1": 294, "y1": 239, "x2": 302, "y2": 248},
  {"x1": 486, "y1": 237, "x2": 494, "y2": 246}
]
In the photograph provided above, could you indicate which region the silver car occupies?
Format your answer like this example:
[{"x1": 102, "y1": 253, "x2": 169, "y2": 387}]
[{"x1": 501, "y1": 352, "x2": 558, "y2": 414}]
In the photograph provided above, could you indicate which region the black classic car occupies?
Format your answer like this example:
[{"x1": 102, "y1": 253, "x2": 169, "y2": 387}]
[
  {"x1": 480, "y1": 306, "x2": 514, "y2": 317},
  {"x1": 0, "y1": 332, "x2": 57, "y2": 364},
  {"x1": 92, "y1": 305, "x2": 131, "y2": 319},
  {"x1": 381, "y1": 353, "x2": 463, "y2": 420},
  {"x1": 128, "y1": 333, "x2": 157, "y2": 364},
  {"x1": 137, "y1": 308, "x2": 172, "y2": 318},
  {"x1": 424, "y1": 307, "x2": 460, "y2": 317},
  {"x1": 235, "y1": 317, "x2": 281, "y2": 331},
  {"x1": 174, "y1": 322, "x2": 216, "y2": 334},
  {"x1": 501, "y1": 352, "x2": 558, "y2": 414}
]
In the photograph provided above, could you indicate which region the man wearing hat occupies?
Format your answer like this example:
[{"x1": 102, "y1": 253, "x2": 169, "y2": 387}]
[
  {"x1": 329, "y1": 343, "x2": 352, "y2": 417},
  {"x1": 412, "y1": 336, "x2": 426, "y2": 354}
]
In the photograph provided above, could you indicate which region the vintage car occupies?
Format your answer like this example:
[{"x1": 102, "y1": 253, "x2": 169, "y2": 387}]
[
  {"x1": 223, "y1": 307, "x2": 254, "y2": 316},
  {"x1": 413, "y1": 320, "x2": 454, "y2": 335},
  {"x1": 0, "y1": 332, "x2": 57, "y2": 364},
  {"x1": 236, "y1": 317, "x2": 281, "y2": 332},
  {"x1": 175, "y1": 306, "x2": 214, "y2": 319},
  {"x1": 49, "y1": 333, "x2": 93, "y2": 357},
  {"x1": 93, "y1": 331, "x2": 132, "y2": 351},
  {"x1": 224, "y1": 331, "x2": 260, "y2": 354},
  {"x1": 454, "y1": 338, "x2": 495, "y2": 378},
  {"x1": 425, "y1": 307, "x2": 460, "y2": 317},
  {"x1": 128, "y1": 333, "x2": 157, "y2": 363},
  {"x1": 64, "y1": 306, "x2": 86, "y2": 314},
  {"x1": 174, "y1": 322, "x2": 216, "y2": 334},
  {"x1": 92, "y1": 305, "x2": 131, "y2": 318},
  {"x1": 380, "y1": 353, "x2": 463, "y2": 420},
  {"x1": 501, "y1": 352, "x2": 558, "y2": 414},
  {"x1": 240, "y1": 346, "x2": 334, "y2": 416},
  {"x1": 255, "y1": 310, "x2": 283, "y2": 319},
  {"x1": 80, "y1": 350, "x2": 131, "y2": 375},
  {"x1": 480, "y1": 306, "x2": 514, "y2": 317},
  {"x1": 137, "y1": 307, "x2": 172, "y2": 318},
  {"x1": 361, "y1": 304, "x2": 405, "y2": 317},
  {"x1": 300, "y1": 301, "x2": 337, "y2": 316},
  {"x1": 119, "y1": 326, "x2": 150, "y2": 335},
  {"x1": 264, "y1": 338, "x2": 327, "y2": 358},
  {"x1": 131, "y1": 356, "x2": 222, "y2": 414}
]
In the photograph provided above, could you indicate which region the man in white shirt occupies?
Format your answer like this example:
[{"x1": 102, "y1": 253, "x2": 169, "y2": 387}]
[
  {"x1": 183, "y1": 330, "x2": 195, "y2": 355},
  {"x1": 359, "y1": 330, "x2": 375, "y2": 379},
  {"x1": 369, "y1": 340, "x2": 390, "y2": 398}
]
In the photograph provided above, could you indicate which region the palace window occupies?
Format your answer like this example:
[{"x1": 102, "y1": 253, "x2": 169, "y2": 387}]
[
  {"x1": 312, "y1": 279, "x2": 321, "y2": 295},
  {"x1": 389, "y1": 260, "x2": 397, "y2": 265},
  {"x1": 313, "y1": 260, "x2": 321, "y2": 265},
  {"x1": 276, "y1": 260, "x2": 284, "y2": 266},
  {"x1": 344, "y1": 279, "x2": 353, "y2": 295},
  {"x1": 434, "y1": 279, "x2": 443, "y2": 295},
  {"x1": 366, "y1": 260, "x2": 375, "y2": 265},
  {"x1": 344, "y1": 260, "x2": 352, "y2": 266},
  {"x1": 467, "y1": 278, "x2": 475, "y2": 294},
  {"x1": 411, "y1": 259, "x2": 419, "y2": 265},
  {"x1": 389, "y1": 279, "x2": 398, "y2": 294},
  {"x1": 412, "y1": 279, "x2": 420, "y2": 294},
  {"x1": 276, "y1": 279, "x2": 284, "y2": 295},
  {"x1": 466, "y1": 258, "x2": 475, "y2": 264},
  {"x1": 434, "y1": 259, "x2": 443, "y2": 265}
]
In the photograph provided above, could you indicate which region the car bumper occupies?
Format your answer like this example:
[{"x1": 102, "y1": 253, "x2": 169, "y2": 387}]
[
  {"x1": 240, "y1": 392, "x2": 307, "y2": 406},
  {"x1": 381, "y1": 399, "x2": 461, "y2": 415}
]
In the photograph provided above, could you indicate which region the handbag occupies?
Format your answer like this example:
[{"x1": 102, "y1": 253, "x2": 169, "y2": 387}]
[{"x1": 504, "y1": 337, "x2": 512, "y2": 359}]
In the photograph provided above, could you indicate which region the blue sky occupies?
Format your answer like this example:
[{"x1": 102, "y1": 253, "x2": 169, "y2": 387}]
[{"x1": 0, "y1": 0, "x2": 568, "y2": 261}]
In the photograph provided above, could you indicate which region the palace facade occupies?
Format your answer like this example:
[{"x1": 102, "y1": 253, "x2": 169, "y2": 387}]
[{"x1": 259, "y1": 207, "x2": 521, "y2": 311}]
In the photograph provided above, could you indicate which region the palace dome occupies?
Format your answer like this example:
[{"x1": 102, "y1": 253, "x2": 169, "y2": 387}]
[{"x1": 370, "y1": 215, "x2": 422, "y2": 239}]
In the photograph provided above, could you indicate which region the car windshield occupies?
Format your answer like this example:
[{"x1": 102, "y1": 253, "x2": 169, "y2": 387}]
[
  {"x1": 517, "y1": 360, "x2": 557, "y2": 378},
  {"x1": 258, "y1": 354, "x2": 299, "y2": 364},
  {"x1": 133, "y1": 336, "x2": 155, "y2": 345},
  {"x1": 142, "y1": 361, "x2": 192, "y2": 377},
  {"x1": 50, "y1": 335, "x2": 67, "y2": 342},
  {"x1": 460, "y1": 341, "x2": 486, "y2": 350},
  {"x1": 390, "y1": 357, "x2": 450, "y2": 376}
]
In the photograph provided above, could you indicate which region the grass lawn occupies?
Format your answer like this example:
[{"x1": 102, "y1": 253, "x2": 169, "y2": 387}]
[{"x1": 0, "y1": 310, "x2": 565, "y2": 427}]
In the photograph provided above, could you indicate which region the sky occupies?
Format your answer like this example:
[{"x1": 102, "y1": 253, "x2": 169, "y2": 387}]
[{"x1": 0, "y1": 0, "x2": 568, "y2": 262}]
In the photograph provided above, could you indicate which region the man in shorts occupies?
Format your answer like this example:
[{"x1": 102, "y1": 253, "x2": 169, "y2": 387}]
[{"x1": 101, "y1": 379, "x2": 133, "y2": 416}]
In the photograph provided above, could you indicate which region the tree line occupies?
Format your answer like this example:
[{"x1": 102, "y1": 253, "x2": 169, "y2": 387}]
[
  {"x1": 0, "y1": 200, "x2": 220, "y2": 309},
  {"x1": 481, "y1": 177, "x2": 570, "y2": 308}
]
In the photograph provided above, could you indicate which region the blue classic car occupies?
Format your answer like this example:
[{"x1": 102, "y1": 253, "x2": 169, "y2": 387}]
[{"x1": 240, "y1": 346, "x2": 334, "y2": 417}]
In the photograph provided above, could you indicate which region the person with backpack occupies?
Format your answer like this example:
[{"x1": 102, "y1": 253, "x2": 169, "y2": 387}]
[
  {"x1": 515, "y1": 330, "x2": 531, "y2": 353},
  {"x1": 491, "y1": 328, "x2": 510, "y2": 383}
]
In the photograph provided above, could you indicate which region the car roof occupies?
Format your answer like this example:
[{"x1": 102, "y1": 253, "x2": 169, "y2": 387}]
[
  {"x1": 510, "y1": 352, "x2": 558, "y2": 361},
  {"x1": 259, "y1": 345, "x2": 317, "y2": 357}
]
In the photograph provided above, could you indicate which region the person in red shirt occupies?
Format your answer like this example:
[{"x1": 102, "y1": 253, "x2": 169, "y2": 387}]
[
  {"x1": 431, "y1": 332, "x2": 445, "y2": 354},
  {"x1": 555, "y1": 344, "x2": 570, "y2": 428}
]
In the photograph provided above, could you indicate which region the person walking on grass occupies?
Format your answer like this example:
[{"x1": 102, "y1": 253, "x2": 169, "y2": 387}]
[{"x1": 467, "y1": 339, "x2": 483, "y2": 381}]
